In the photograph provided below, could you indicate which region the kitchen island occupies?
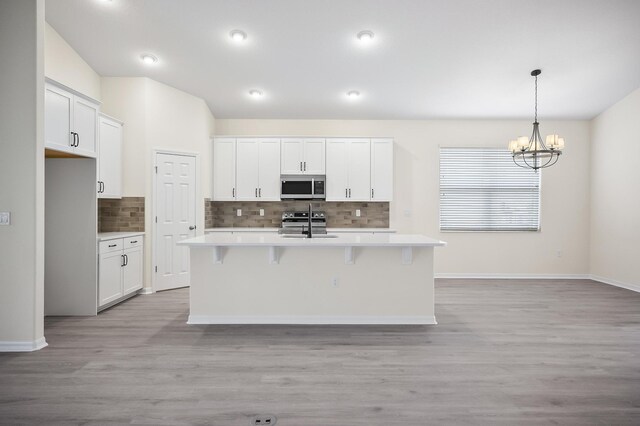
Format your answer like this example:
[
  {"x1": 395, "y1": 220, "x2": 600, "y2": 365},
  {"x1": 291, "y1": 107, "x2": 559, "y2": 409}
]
[{"x1": 178, "y1": 233, "x2": 446, "y2": 325}]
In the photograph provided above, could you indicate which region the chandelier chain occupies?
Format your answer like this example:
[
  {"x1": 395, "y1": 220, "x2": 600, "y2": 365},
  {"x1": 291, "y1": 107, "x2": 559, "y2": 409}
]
[{"x1": 534, "y1": 74, "x2": 538, "y2": 123}]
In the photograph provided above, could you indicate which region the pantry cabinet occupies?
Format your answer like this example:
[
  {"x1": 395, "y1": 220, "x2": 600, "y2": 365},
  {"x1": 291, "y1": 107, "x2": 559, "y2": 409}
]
[
  {"x1": 45, "y1": 80, "x2": 99, "y2": 158},
  {"x1": 97, "y1": 115, "x2": 123, "y2": 199},
  {"x1": 281, "y1": 138, "x2": 325, "y2": 175}
]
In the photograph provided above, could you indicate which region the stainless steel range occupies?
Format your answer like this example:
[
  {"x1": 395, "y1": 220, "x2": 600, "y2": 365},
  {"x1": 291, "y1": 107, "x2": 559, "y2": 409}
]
[{"x1": 280, "y1": 209, "x2": 327, "y2": 235}]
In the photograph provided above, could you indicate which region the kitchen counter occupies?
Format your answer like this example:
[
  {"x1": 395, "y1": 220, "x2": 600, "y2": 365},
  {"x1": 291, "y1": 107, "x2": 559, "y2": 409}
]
[
  {"x1": 181, "y1": 232, "x2": 443, "y2": 248},
  {"x1": 97, "y1": 231, "x2": 145, "y2": 241},
  {"x1": 180, "y1": 232, "x2": 445, "y2": 325},
  {"x1": 204, "y1": 227, "x2": 396, "y2": 233}
]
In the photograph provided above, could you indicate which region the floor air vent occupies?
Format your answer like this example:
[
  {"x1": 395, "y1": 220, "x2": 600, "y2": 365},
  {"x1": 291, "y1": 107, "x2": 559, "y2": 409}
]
[{"x1": 251, "y1": 415, "x2": 277, "y2": 425}]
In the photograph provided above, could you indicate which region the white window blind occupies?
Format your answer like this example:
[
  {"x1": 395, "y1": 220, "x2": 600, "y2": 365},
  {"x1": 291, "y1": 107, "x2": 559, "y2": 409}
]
[{"x1": 439, "y1": 147, "x2": 541, "y2": 231}]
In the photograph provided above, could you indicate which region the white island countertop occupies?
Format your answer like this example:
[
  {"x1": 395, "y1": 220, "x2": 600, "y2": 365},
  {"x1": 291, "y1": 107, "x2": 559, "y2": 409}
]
[
  {"x1": 204, "y1": 227, "x2": 396, "y2": 233},
  {"x1": 179, "y1": 232, "x2": 445, "y2": 248},
  {"x1": 97, "y1": 231, "x2": 145, "y2": 241}
]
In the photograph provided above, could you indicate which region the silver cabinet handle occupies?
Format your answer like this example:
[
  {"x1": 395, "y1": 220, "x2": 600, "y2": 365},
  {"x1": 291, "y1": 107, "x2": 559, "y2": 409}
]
[
  {"x1": 130, "y1": 240, "x2": 138, "y2": 244},
  {"x1": 303, "y1": 161, "x2": 306, "y2": 171},
  {"x1": 259, "y1": 188, "x2": 261, "y2": 197},
  {"x1": 371, "y1": 188, "x2": 374, "y2": 199},
  {"x1": 348, "y1": 188, "x2": 351, "y2": 198},
  {"x1": 232, "y1": 188, "x2": 235, "y2": 197},
  {"x1": 345, "y1": 188, "x2": 348, "y2": 198},
  {"x1": 189, "y1": 225, "x2": 196, "y2": 230},
  {"x1": 300, "y1": 161, "x2": 303, "y2": 171},
  {"x1": 255, "y1": 188, "x2": 258, "y2": 197},
  {"x1": 108, "y1": 244, "x2": 117, "y2": 248}
]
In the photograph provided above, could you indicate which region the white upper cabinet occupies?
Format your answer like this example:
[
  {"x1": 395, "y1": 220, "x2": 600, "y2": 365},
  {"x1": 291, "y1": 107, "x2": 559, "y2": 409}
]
[
  {"x1": 45, "y1": 81, "x2": 99, "y2": 158},
  {"x1": 280, "y1": 138, "x2": 325, "y2": 175},
  {"x1": 370, "y1": 138, "x2": 394, "y2": 201},
  {"x1": 257, "y1": 138, "x2": 282, "y2": 200},
  {"x1": 326, "y1": 138, "x2": 371, "y2": 201},
  {"x1": 45, "y1": 84, "x2": 73, "y2": 152},
  {"x1": 97, "y1": 115, "x2": 123, "y2": 199},
  {"x1": 212, "y1": 138, "x2": 236, "y2": 201},
  {"x1": 235, "y1": 138, "x2": 281, "y2": 201}
]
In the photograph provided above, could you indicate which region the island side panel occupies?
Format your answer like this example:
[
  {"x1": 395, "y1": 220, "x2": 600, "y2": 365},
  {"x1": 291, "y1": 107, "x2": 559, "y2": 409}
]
[{"x1": 188, "y1": 246, "x2": 435, "y2": 324}]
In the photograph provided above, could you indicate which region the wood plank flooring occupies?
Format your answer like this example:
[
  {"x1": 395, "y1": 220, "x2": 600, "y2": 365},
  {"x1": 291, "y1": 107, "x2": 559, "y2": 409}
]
[{"x1": 1, "y1": 279, "x2": 639, "y2": 425}]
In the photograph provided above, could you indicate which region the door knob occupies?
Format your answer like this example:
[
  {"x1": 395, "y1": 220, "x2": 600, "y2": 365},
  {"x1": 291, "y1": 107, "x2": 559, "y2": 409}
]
[{"x1": 189, "y1": 225, "x2": 196, "y2": 230}]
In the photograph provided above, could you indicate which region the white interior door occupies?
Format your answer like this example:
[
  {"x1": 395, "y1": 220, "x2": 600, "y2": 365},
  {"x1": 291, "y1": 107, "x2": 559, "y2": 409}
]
[{"x1": 155, "y1": 153, "x2": 197, "y2": 292}]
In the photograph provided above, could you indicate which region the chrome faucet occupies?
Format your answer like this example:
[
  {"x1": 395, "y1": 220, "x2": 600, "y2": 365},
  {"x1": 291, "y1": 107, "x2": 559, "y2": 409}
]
[{"x1": 306, "y1": 203, "x2": 313, "y2": 238}]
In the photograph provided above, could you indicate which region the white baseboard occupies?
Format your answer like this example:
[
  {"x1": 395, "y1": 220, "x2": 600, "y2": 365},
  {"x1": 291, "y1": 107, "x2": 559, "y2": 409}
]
[
  {"x1": 590, "y1": 275, "x2": 640, "y2": 293},
  {"x1": 138, "y1": 287, "x2": 154, "y2": 295},
  {"x1": 435, "y1": 273, "x2": 590, "y2": 280},
  {"x1": 187, "y1": 315, "x2": 437, "y2": 325},
  {"x1": 0, "y1": 337, "x2": 47, "y2": 352}
]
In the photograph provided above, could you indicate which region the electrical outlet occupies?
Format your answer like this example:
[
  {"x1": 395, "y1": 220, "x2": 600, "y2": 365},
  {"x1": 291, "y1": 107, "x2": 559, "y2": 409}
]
[
  {"x1": 0, "y1": 212, "x2": 10, "y2": 225},
  {"x1": 355, "y1": 209, "x2": 361, "y2": 217},
  {"x1": 236, "y1": 209, "x2": 242, "y2": 217},
  {"x1": 259, "y1": 208, "x2": 265, "y2": 217},
  {"x1": 332, "y1": 277, "x2": 339, "y2": 287}
]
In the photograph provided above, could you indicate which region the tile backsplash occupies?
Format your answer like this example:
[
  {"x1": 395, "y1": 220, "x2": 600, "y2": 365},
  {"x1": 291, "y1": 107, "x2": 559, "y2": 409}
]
[
  {"x1": 98, "y1": 197, "x2": 145, "y2": 232},
  {"x1": 205, "y1": 200, "x2": 389, "y2": 228}
]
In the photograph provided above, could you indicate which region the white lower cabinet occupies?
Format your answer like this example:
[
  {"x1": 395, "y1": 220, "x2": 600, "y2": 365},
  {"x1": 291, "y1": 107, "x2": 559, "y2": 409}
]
[{"x1": 98, "y1": 235, "x2": 144, "y2": 309}]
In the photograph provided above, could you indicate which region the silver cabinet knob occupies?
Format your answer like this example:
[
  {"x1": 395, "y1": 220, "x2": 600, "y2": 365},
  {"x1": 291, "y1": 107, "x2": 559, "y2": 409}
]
[{"x1": 189, "y1": 225, "x2": 196, "y2": 230}]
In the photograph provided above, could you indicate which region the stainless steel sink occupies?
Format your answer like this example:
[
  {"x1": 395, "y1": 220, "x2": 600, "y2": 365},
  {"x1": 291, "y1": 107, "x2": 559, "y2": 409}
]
[{"x1": 280, "y1": 234, "x2": 338, "y2": 238}]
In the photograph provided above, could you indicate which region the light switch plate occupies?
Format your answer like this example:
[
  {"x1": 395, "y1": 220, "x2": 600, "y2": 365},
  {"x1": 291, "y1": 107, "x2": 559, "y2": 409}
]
[
  {"x1": 259, "y1": 208, "x2": 265, "y2": 216},
  {"x1": 236, "y1": 208, "x2": 242, "y2": 217},
  {"x1": 355, "y1": 209, "x2": 361, "y2": 217},
  {"x1": 0, "y1": 212, "x2": 10, "y2": 225}
]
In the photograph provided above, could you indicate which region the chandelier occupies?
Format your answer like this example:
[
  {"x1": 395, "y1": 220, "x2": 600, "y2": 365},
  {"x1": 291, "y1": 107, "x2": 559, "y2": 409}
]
[{"x1": 509, "y1": 69, "x2": 564, "y2": 170}]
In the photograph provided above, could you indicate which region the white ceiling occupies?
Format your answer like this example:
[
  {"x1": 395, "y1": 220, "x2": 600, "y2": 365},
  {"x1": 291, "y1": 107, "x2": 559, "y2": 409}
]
[{"x1": 45, "y1": 0, "x2": 640, "y2": 120}]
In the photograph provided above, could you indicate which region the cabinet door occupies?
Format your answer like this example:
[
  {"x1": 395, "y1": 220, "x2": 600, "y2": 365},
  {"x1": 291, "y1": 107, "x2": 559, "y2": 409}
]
[
  {"x1": 258, "y1": 138, "x2": 281, "y2": 201},
  {"x1": 45, "y1": 84, "x2": 73, "y2": 154},
  {"x1": 213, "y1": 138, "x2": 236, "y2": 200},
  {"x1": 73, "y1": 97, "x2": 99, "y2": 158},
  {"x1": 347, "y1": 139, "x2": 371, "y2": 201},
  {"x1": 98, "y1": 250, "x2": 124, "y2": 306},
  {"x1": 303, "y1": 138, "x2": 325, "y2": 174},
  {"x1": 122, "y1": 246, "x2": 143, "y2": 295},
  {"x1": 235, "y1": 138, "x2": 260, "y2": 200},
  {"x1": 325, "y1": 139, "x2": 349, "y2": 201},
  {"x1": 370, "y1": 138, "x2": 393, "y2": 201},
  {"x1": 98, "y1": 117, "x2": 123, "y2": 199},
  {"x1": 280, "y1": 138, "x2": 303, "y2": 174}
]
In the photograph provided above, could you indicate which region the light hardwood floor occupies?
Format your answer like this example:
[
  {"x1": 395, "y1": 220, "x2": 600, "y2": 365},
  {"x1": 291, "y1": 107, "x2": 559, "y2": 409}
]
[{"x1": 1, "y1": 279, "x2": 639, "y2": 425}]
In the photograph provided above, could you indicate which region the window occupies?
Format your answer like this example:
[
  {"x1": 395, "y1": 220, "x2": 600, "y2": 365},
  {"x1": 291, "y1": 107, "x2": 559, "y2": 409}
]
[{"x1": 439, "y1": 147, "x2": 541, "y2": 231}]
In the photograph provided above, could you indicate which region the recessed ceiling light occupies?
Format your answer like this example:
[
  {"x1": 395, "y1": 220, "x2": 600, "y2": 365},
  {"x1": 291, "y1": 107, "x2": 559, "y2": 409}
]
[
  {"x1": 249, "y1": 89, "x2": 263, "y2": 98},
  {"x1": 230, "y1": 30, "x2": 247, "y2": 42},
  {"x1": 140, "y1": 53, "x2": 158, "y2": 65},
  {"x1": 357, "y1": 30, "x2": 375, "y2": 43},
  {"x1": 347, "y1": 90, "x2": 360, "y2": 99}
]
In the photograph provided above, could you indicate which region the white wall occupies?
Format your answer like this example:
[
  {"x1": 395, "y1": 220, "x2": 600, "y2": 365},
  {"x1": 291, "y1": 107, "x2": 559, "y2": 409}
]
[
  {"x1": 100, "y1": 77, "x2": 216, "y2": 289},
  {"x1": 44, "y1": 22, "x2": 101, "y2": 101},
  {"x1": 216, "y1": 119, "x2": 591, "y2": 276},
  {"x1": 590, "y1": 87, "x2": 640, "y2": 290},
  {"x1": 0, "y1": 0, "x2": 46, "y2": 350}
]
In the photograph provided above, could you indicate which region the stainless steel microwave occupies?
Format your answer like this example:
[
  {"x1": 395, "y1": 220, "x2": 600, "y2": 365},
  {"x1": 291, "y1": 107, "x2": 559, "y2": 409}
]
[{"x1": 280, "y1": 175, "x2": 326, "y2": 200}]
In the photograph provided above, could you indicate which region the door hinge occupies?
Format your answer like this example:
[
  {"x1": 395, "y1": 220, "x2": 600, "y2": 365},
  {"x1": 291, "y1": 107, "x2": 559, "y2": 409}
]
[{"x1": 155, "y1": 266, "x2": 158, "y2": 273}]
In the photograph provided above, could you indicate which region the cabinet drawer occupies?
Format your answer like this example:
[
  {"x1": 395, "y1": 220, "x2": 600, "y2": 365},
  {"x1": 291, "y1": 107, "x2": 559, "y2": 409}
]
[
  {"x1": 124, "y1": 236, "x2": 143, "y2": 249},
  {"x1": 99, "y1": 238, "x2": 123, "y2": 254}
]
